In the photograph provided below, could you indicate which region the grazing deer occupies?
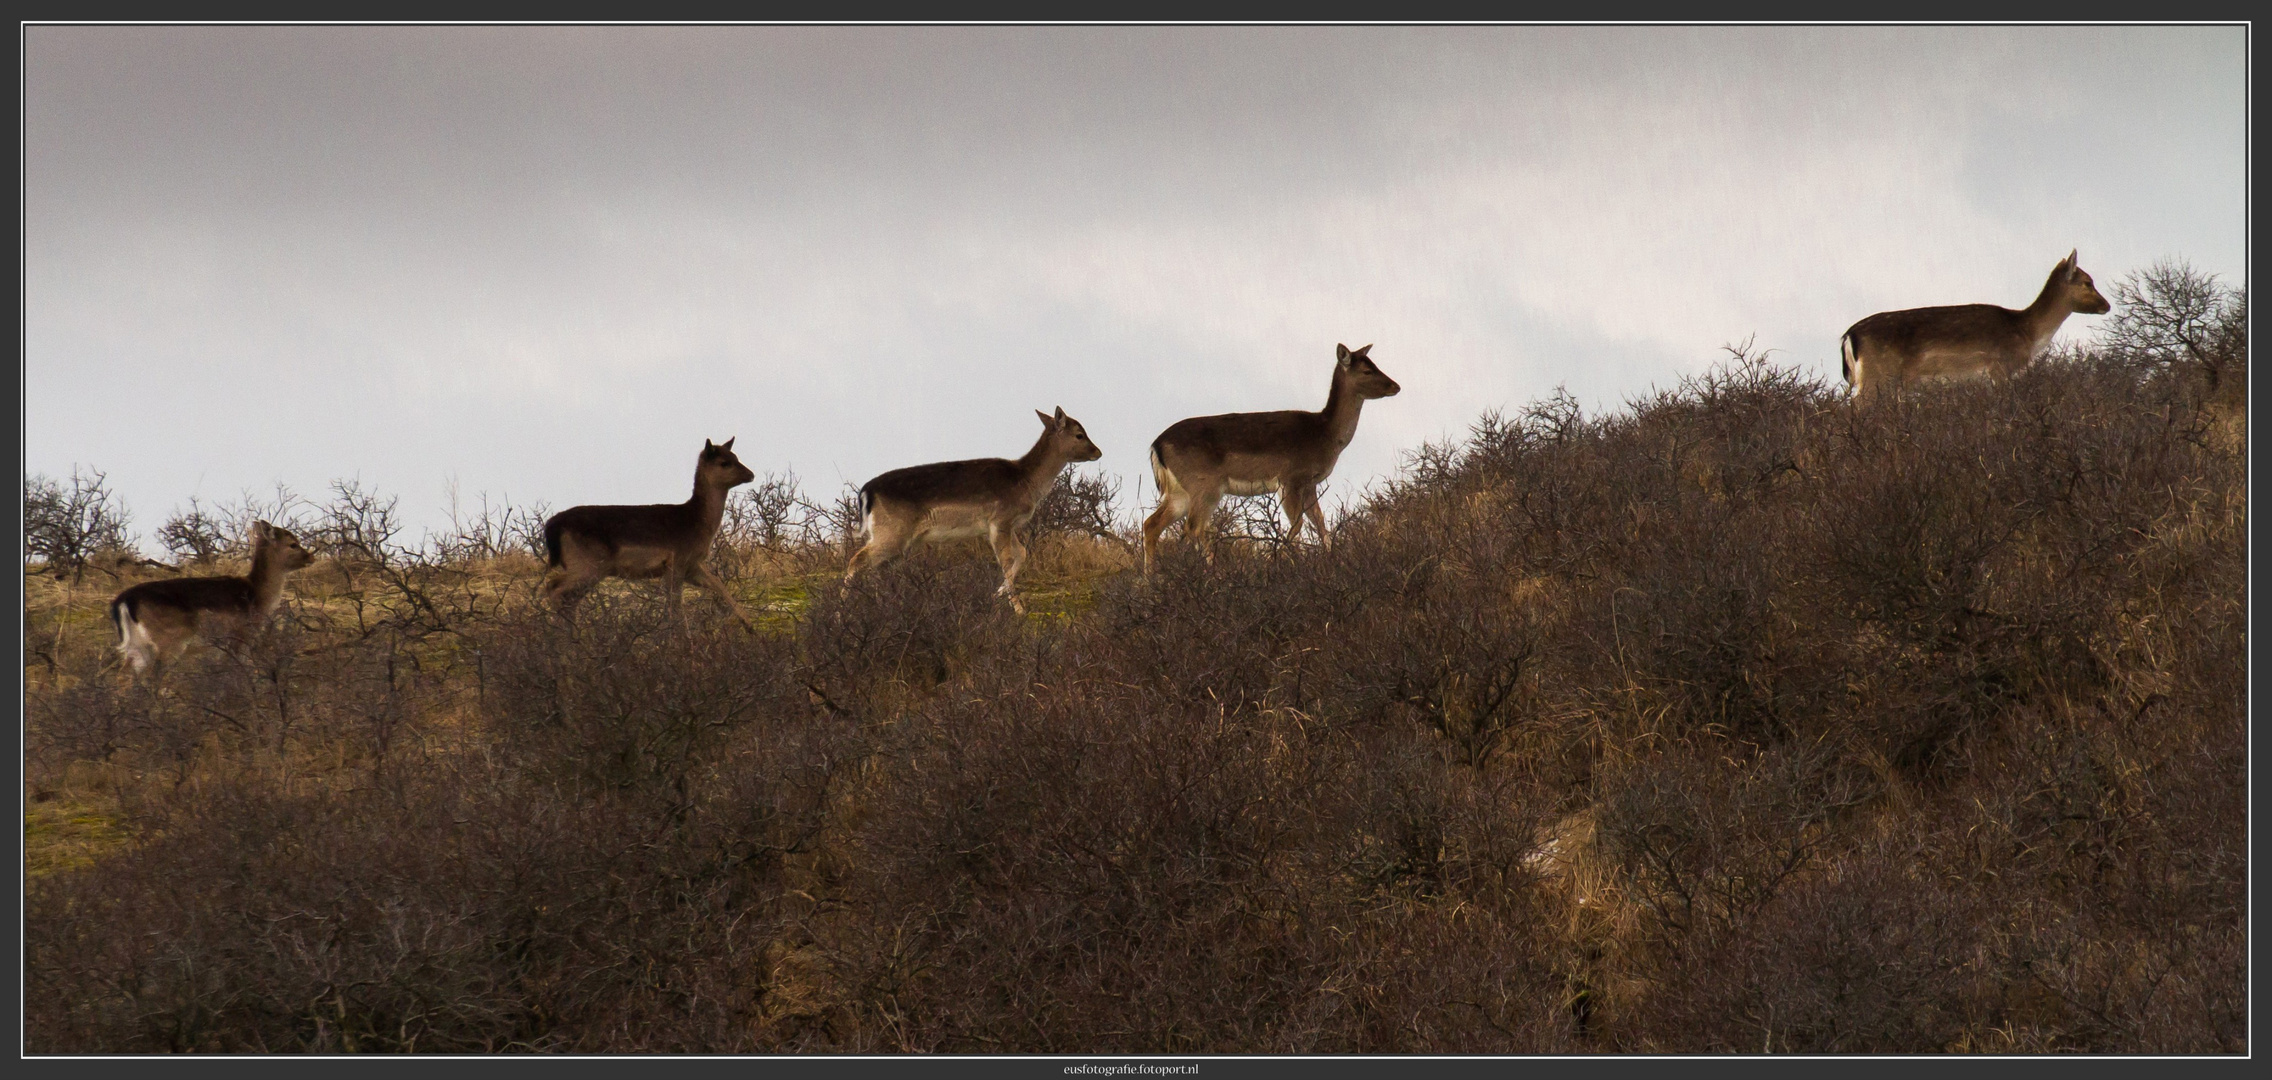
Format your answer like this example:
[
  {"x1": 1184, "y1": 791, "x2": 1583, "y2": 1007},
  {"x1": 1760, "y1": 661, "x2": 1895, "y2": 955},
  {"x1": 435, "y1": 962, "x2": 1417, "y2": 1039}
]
[
  {"x1": 1841, "y1": 250, "x2": 2113, "y2": 397},
  {"x1": 542, "y1": 438, "x2": 757, "y2": 627},
  {"x1": 1142, "y1": 342, "x2": 1401, "y2": 573},
  {"x1": 109, "y1": 520, "x2": 316, "y2": 676},
  {"x1": 844, "y1": 406, "x2": 1103, "y2": 614}
]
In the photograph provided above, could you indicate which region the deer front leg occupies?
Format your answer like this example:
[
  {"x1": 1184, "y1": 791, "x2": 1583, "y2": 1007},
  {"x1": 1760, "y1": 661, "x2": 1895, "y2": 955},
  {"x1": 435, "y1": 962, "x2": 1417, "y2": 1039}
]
[
  {"x1": 1186, "y1": 492, "x2": 1222, "y2": 565},
  {"x1": 1293, "y1": 483, "x2": 1328, "y2": 551},
  {"x1": 989, "y1": 522, "x2": 1029, "y2": 615},
  {"x1": 686, "y1": 562, "x2": 754, "y2": 631},
  {"x1": 1279, "y1": 484, "x2": 1309, "y2": 547},
  {"x1": 661, "y1": 565, "x2": 689, "y2": 623}
]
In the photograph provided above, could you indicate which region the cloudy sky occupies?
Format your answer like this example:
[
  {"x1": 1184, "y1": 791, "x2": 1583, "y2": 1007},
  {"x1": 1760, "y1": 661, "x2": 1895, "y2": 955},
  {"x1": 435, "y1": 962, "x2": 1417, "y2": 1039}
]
[{"x1": 23, "y1": 25, "x2": 2248, "y2": 547}]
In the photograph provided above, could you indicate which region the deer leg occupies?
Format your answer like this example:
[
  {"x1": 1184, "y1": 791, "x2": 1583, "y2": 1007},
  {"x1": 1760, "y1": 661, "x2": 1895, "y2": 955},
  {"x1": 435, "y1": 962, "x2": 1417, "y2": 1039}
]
[
  {"x1": 661, "y1": 565, "x2": 687, "y2": 623},
  {"x1": 542, "y1": 537, "x2": 612, "y2": 623},
  {"x1": 129, "y1": 611, "x2": 197, "y2": 680},
  {"x1": 1186, "y1": 492, "x2": 1223, "y2": 565},
  {"x1": 989, "y1": 522, "x2": 1029, "y2": 615},
  {"x1": 1141, "y1": 492, "x2": 1190, "y2": 576},
  {"x1": 545, "y1": 567, "x2": 605, "y2": 622},
  {"x1": 1298, "y1": 484, "x2": 1329, "y2": 551},
  {"x1": 844, "y1": 538, "x2": 905, "y2": 583},
  {"x1": 1279, "y1": 484, "x2": 1308, "y2": 547},
  {"x1": 844, "y1": 518, "x2": 911, "y2": 583},
  {"x1": 116, "y1": 615, "x2": 159, "y2": 678},
  {"x1": 687, "y1": 562, "x2": 753, "y2": 631}
]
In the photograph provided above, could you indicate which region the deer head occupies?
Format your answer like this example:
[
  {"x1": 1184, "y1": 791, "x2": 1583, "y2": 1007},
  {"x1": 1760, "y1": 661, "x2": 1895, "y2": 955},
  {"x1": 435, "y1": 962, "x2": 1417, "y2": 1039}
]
[
  {"x1": 1335, "y1": 343, "x2": 1401, "y2": 399},
  {"x1": 2053, "y1": 250, "x2": 2113, "y2": 315},
  {"x1": 699, "y1": 437, "x2": 758, "y2": 489},
  {"x1": 1036, "y1": 406, "x2": 1104, "y2": 462}
]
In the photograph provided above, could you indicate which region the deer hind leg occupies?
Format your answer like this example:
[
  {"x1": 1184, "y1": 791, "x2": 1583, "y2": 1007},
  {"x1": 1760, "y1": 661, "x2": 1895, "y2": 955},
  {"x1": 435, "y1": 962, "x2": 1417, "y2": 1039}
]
[
  {"x1": 844, "y1": 521, "x2": 912, "y2": 583},
  {"x1": 542, "y1": 537, "x2": 610, "y2": 621},
  {"x1": 127, "y1": 608, "x2": 198, "y2": 680},
  {"x1": 685, "y1": 561, "x2": 754, "y2": 631},
  {"x1": 988, "y1": 521, "x2": 1030, "y2": 614},
  {"x1": 1141, "y1": 490, "x2": 1191, "y2": 576},
  {"x1": 115, "y1": 605, "x2": 160, "y2": 676}
]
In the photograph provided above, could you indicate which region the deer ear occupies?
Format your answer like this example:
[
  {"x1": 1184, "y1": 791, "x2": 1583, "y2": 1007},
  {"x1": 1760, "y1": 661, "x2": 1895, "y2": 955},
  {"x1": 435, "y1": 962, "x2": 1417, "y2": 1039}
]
[
  {"x1": 722, "y1": 437, "x2": 735, "y2": 451},
  {"x1": 251, "y1": 520, "x2": 271, "y2": 539},
  {"x1": 1336, "y1": 343, "x2": 1351, "y2": 363},
  {"x1": 1036, "y1": 409, "x2": 1055, "y2": 429},
  {"x1": 1054, "y1": 406, "x2": 1067, "y2": 422},
  {"x1": 704, "y1": 438, "x2": 716, "y2": 450},
  {"x1": 1354, "y1": 343, "x2": 1373, "y2": 357}
]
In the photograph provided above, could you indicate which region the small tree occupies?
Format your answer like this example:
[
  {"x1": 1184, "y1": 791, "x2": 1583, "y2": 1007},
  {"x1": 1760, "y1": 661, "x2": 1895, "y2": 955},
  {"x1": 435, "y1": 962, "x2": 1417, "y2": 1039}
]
[
  {"x1": 725, "y1": 472, "x2": 810, "y2": 552},
  {"x1": 1030, "y1": 468, "x2": 1125, "y2": 544},
  {"x1": 24, "y1": 467, "x2": 135, "y2": 581},
  {"x1": 2102, "y1": 259, "x2": 2249, "y2": 398},
  {"x1": 156, "y1": 496, "x2": 239, "y2": 566}
]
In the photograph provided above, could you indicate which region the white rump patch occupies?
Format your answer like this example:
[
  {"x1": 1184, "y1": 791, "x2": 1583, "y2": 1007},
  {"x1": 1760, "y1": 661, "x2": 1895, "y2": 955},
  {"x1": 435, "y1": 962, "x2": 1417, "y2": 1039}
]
[{"x1": 116, "y1": 607, "x2": 158, "y2": 673}]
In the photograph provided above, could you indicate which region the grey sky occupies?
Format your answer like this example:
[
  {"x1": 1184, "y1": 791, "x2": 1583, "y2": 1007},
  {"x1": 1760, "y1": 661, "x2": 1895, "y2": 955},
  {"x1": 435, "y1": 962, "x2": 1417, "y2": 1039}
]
[{"x1": 24, "y1": 25, "x2": 2248, "y2": 547}]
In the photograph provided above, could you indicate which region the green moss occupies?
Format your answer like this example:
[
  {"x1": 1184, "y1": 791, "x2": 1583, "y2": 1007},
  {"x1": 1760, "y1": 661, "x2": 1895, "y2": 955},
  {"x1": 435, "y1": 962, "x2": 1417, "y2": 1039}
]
[
  {"x1": 25, "y1": 798, "x2": 133, "y2": 877},
  {"x1": 746, "y1": 573, "x2": 838, "y2": 636}
]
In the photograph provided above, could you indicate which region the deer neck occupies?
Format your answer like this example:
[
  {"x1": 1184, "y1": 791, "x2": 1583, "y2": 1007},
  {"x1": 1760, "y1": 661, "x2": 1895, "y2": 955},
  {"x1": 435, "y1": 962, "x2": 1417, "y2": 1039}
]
[
  {"x1": 2020, "y1": 272, "x2": 2077, "y2": 346},
  {"x1": 245, "y1": 546, "x2": 289, "y2": 614},
  {"x1": 689, "y1": 478, "x2": 731, "y2": 541},
  {"x1": 1321, "y1": 375, "x2": 1367, "y2": 449},
  {"x1": 1014, "y1": 433, "x2": 1073, "y2": 499}
]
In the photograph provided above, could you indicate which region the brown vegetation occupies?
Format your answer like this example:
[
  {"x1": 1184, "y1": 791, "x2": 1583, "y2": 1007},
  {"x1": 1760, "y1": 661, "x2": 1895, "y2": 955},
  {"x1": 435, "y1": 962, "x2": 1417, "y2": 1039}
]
[{"x1": 21, "y1": 271, "x2": 2247, "y2": 1053}]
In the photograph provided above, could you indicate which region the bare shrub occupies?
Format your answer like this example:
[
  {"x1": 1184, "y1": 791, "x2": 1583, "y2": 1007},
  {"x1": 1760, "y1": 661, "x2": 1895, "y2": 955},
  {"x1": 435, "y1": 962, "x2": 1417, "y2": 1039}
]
[
  {"x1": 24, "y1": 467, "x2": 136, "y2": 579},
  {"x1": 154, "y1": 496, "x2": 236, "y2": 566},
  {"x1": 2102, "y1": 259, "x2": 2248, "y2": 399},
  {"x1": 433, "y1": 484, "x2": 551, "y2": 564},
  {"x1": 1028, "y1": 466, "x2": 1125, "y2": 543}
]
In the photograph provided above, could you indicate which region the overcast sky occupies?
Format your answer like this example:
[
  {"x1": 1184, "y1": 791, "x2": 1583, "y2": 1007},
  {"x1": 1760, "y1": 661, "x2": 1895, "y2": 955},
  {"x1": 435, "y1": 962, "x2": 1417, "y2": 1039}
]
[{"x1": 23, "y1": 25, "x2": 2248, "y2": 548}]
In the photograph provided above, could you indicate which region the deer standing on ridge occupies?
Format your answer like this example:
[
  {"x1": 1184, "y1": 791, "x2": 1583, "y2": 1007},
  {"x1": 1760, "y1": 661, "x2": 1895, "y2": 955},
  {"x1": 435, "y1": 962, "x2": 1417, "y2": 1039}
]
[
  {"x1": 844, "y1": 406, "x2": 1103, "y2": 614},
  {"x1": 542, "y1": 438, "x2": 757, "y2": 628},
  {"x1": 1142, "y1": 342, "x2": 1401, "y2": 574},
  {"x1": 109, "y1": 520, "x2": 316, "y2": 677},
  {"x1": 1841, "y1": 250, "x2": 2113, "y2": 398}
]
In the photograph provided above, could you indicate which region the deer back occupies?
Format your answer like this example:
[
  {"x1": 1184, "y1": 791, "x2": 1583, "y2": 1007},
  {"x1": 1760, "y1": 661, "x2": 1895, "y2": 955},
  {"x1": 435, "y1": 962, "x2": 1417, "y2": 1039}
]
[
  {"x1": 1152, "y1": 409, "x2": 1340, "y2": 482},
  {"x1": 114, "y1": 575, "x2": 262, "y2": 620},
  {"x1": 864, "y1": 457, "x2": 1033, "y2": 512},
  {"x1": 544, "y1": 501, "x2": 712, "y2": 564}
]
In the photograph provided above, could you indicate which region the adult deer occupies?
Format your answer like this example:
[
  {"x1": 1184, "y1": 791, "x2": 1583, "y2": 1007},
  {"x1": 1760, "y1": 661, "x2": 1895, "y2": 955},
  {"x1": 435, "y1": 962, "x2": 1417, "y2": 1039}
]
[
  {"x1": 1841, "y1": 250, "x2": 2112, "y2": 397},
  {"x1": 844, "y1": 406, "x2": 1103, "y2": 614},
  {"x1": 1142, "y1": 342, "x2": 1401, "y2": 574},
  {"x1": 109, "y1": 520, "x2": 316, "y2": 676},
  {"x1": 542, "y1": 438, "x2": 757, "y2": 627}
]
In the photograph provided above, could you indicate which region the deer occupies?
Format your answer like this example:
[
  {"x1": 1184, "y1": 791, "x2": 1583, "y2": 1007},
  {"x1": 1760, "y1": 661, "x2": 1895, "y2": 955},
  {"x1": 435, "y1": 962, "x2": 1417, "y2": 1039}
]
[
  {"x1": 1142, "y1": 342, "x2": 1401, "y2": 574},
  {"x1": 541, "y1": 437, "x2": 757, "y2": 628},
  {"x1": 108, "y1": 519, "x2": 317, "y2": 677},
  {"x1": 844, "y1": 406, "x2": 1103, "y2": 614},
  {"x1": 1841, "y1": 250, "x2": 2113, "y2": 398}
]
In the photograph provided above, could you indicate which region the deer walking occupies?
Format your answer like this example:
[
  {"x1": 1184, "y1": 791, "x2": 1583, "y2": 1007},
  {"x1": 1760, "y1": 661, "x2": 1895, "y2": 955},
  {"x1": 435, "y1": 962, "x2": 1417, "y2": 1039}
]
[
  {"x1": 109, "y1": 520, "x2": 316, "y2": 676},
  {"x1": 542, "y1": 438, "x2": 757, "y2": 627},
  {"x1": 1142, "y1": 342, "x2": 1401, "y2": 574},
  {"x1": 844, "y1": 406, "x2": 1103, "y2": 614},
  {"x1": 1841, "y1": 250, "x2": 2112, "y2": 397}
]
